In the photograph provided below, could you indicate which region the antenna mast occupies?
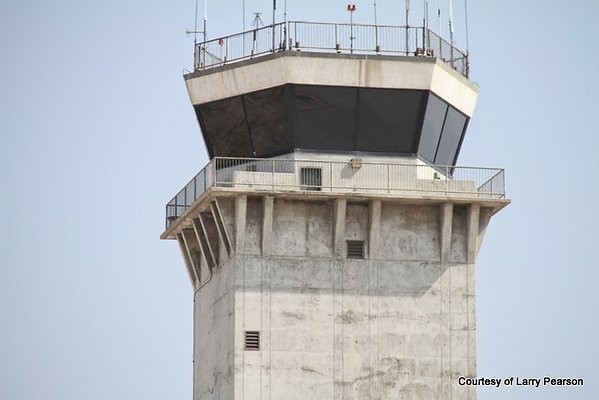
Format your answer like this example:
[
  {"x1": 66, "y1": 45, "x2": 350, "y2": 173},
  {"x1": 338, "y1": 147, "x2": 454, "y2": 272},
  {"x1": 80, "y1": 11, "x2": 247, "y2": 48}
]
[
  {"x1": 405, "y1": 0, "x2": 409, "y2": 55},
  {"x1": 464, "y1": 0, "x2": 470, "y2": 54},
  {"x1": 448, "y1": 0, "x2": 455, "y2": 46},
  {"x1": 203, "y1": 0, "x2": 208, "y2": 44},
  {"x1": 436, "y1": 0, "x2": 441, "y2": 34},
  {"x1": 272, "y1": 0, "x2": 277, "y2": 52},
  {"x1": 374, "y1": 1, "x2": 379, "y2": 53}
]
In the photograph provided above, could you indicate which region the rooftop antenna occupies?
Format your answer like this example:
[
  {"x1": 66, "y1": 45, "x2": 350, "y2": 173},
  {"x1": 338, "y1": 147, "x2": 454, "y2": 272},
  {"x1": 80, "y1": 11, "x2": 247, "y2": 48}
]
[
  {"x1": 186, "y1": 0, "x2": 208, "y2": 68},
  {"x1": 347, "y1": 4, "x2": 357, "y2": 54},
  {"x1": 252, "y1": 12, "x2": 264, "y2": 29},
  {"x1": 436, "y1": 0, "x2": 441, "y2": 34},
  {"x1": 272, "y1": 0, "x2": 277, "y2": 52},
  {"x1": 405, "y1": 0, "x2": 410, "y2": 55},
  {"x1": 464, "y1": 0, "x2": 470, "y2": 54},
  {"x1": 449, "y1": 0, "x2": 455, "y2": 46},
  {"x1": 374, "y1": 1, "x2": 380, "y2": 53},
  {"x1": 423, "y1": 1, "x2": 429, "y2": 53},
  {"x1": 449, "y1": 0, "x2": 455, "y2": 68},
  {"x1": 284, "y1": 0, "x2": 288, "y2": 49}
]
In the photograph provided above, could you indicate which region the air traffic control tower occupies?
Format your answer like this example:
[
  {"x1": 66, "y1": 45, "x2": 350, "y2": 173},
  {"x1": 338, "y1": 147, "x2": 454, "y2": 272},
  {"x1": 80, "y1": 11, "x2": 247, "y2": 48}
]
[{"x1": 162, "y1": 19, "x2": 509, "y2": 400}]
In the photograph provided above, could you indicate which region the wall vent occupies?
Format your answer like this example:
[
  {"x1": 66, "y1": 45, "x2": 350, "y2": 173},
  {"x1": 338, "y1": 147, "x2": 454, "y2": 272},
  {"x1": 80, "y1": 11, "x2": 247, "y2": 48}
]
[
  {"x1": 300, "y1": 167, "x2": 322, "y2": 191},
  {"x1": 347, "y1": 240, "x2": 365, "y2": 259},
  {"x1": 244, "y1": 331, "x2": 260, "y2": 351}
]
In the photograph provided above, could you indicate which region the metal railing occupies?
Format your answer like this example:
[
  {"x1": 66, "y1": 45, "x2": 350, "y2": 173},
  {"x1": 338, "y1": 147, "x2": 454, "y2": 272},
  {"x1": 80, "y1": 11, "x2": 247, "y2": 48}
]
[
  {"x1": 165, "y1": 157, "x2": 505, "y2": 229},
  {"x1": 194, "y1": 21, "x2": 469, "y2": 77}
]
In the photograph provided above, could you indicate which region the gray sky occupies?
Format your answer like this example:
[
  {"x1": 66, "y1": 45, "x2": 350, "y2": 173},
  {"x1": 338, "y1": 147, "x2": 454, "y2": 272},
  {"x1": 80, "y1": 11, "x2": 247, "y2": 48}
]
[{"x1": 1, "y1": 1, "x2": 597, "y2": 399}]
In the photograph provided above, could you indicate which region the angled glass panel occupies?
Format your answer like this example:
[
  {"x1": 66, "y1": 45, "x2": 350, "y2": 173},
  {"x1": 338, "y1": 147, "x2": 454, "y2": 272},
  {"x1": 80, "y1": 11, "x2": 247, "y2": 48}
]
[
  {"x1": 418, "y1": 93, "x2": 448, "y2": 163},
  {"x1": 196, "y1": 96, "x2": 253, "y2": 157},
  {"x1": 434, "y1": 106, "x2": 468, "y2": 166},
  {"x1": 243, "y1": 86, "x2": 292, "y2": 157}
]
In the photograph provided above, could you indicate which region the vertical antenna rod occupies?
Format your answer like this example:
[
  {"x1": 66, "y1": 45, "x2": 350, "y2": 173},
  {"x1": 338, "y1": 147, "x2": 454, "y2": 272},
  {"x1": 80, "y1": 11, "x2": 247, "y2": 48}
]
[
  {"x1": 203, "y1": 0, "x2": 208, "y2": 44},
  {"x1": 284, "y1": 0, "x2": 288, "y2": 49},
  {"x1": 449, "y1": 0, "x2": 455, "y2": 46},
  {"x1": 272, "y1": 0, "x2": 277, "y2": 52},
  {"x1": 449, "y1": 0, "x2": 455, "y2": 67},
  {"x1": 374, "y1": 1, "x2": 380, "y2": 53},
  {"x1": 464, "y1": 0, "x2": 470, "y2": 53},
  {"x1": 193, "y1": 0, "x2": 199, "y2": 44},
  {"x1": 422, "y1": 1, "x2": 429, "y2": 54},
  {"x1": 437, "y1": 0, "x2": 441, "y2": 34},
  {"x1": 405, "y1": 0, "x2": 410, "y2": 55}
]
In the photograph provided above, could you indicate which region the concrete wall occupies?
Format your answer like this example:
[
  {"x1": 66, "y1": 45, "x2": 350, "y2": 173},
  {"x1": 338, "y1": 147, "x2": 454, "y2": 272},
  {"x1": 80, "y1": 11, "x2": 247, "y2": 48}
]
[
  {"x1": 189, "y1": 194, "x2": 493, "y2": 399},
  {"x1": 193, "y1": 256, "x2": 236, "y2": 399}
]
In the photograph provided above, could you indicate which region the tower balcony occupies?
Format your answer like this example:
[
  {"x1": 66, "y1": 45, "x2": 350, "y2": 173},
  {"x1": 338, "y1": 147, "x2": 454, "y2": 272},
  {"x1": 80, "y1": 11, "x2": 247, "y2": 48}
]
[
  {"x1": 162, "y1": 155, "x2": 507, "y2": 237},
  {"x1": 193, "y1": 21, "x2": 469, "y2": 78}
]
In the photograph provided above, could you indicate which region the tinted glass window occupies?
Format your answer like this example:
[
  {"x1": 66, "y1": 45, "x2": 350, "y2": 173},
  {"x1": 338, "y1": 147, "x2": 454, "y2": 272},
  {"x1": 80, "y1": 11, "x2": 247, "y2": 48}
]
[
  {"x1": 244, "y1": 86, "x2": 292, "y2": 157},
  {"x1": 434, "y1": 107, "x2": 468, "y2": 166},
  {"x1": 293, "y1": 85, "x2": 357, "y2": 151},
  {"x1": 418, "y1": 93, "x2": 448, "y2": 163},
  {"x1": 356, "y1": 89, "x2": 426, "y2": 153},
  {"x1": 197, "y1": 97, "x2": 253, "y2": 157}
]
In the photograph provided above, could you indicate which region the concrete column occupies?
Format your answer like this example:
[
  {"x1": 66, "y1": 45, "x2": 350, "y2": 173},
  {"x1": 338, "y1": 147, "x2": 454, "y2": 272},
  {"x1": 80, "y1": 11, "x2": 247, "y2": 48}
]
[
  {"x1": 235, "y1": 195, "x2": 248, "y2": 254},
  {"x1": 333, "y1": 198, "x2": 347, "y2": 258},
  {"x1": 466, "y1": 204, "x2": 481, "y2": 264},
  {"x1": 368, "y1": 200, "x2": 381, "y2": 259},
  {"x1": 262, "y1": 196, "x2": 274, "y2": 256},
  {"x1": 439, "y1": 203, "x2": 454, "y2": 264}
]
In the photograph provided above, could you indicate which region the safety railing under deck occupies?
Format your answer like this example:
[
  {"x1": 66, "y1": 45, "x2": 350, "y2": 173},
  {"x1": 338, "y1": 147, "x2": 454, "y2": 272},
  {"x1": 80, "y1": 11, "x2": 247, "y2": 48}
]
[
  {"x1": 165, "y1": 157, "x2": 506, "y2": 229},
  {"x1": 194, "y1": 21, "x2": 469, "y2": 77}
]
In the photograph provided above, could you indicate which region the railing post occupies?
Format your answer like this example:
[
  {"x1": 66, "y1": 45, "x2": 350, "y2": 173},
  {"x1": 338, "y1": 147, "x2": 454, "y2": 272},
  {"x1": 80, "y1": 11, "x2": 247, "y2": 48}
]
[
  {"x1": 387, "y1": 163, "x2": 391, "y2": 194},
  {"x1": 272, "y1": 159, "x2": 275, "y2": 190},
  {"x1": 330, "y1": 162, "x2": 333, "y2": 192},
  {"x1": 211, "y1": 158, "x2": 216, "y2": 188},
  {"x1": 445, "y1": 166, "x2": 449, "y2": 196}
]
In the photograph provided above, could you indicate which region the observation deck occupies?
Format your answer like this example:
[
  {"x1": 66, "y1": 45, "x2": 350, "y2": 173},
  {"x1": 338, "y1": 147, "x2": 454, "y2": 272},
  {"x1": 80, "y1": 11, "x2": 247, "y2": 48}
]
[
  {"x1": 162, "y1": 155, "x2": 507, "y2": 237},
  {"x1": 192, "y1": 21, "x2": 469, "y2": 77}
]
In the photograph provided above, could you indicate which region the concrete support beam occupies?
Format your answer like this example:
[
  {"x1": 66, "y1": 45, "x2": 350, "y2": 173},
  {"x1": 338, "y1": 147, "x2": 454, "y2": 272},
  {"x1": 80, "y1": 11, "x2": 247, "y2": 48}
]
[
  {"x1": 261, "y1": 196, "x2": 274, "y2": 256},
  {"x1": 208, "y1": 206, "x2": 228, "y2": 264},
  {"x1": 477, "y1": 207, "x2": 494, "y2": 256},
  {"x1": 368, "y1": 200, "x2": 381, "y2": 260},
  {"x1": 235, "y1": 195, "x2": 248, "y2": 254},
  {"x1": 333, "y1": 198, "x2": 347, "y2": 258},
  {"x1": 212, "y1": 199, "x2": 233, "y2": 256},
  {"x1": 466, "y1": 204, "x2": 481, "y2": 264},
  {"x1": 177, "y1": 233, "x2": 199, "y2": 288},
  {"x1": 439, "y1": 202, "x2": 454, "y2": 264},
  {"x1": 193, "y1": 217, "x2": 217, "y2": 270}
]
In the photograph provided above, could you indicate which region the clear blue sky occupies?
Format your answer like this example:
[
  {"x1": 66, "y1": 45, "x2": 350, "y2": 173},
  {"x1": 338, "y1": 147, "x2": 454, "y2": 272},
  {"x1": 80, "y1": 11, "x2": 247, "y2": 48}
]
[{"x1": 1, "y1": 1, "x2": 597, "y2": 399}]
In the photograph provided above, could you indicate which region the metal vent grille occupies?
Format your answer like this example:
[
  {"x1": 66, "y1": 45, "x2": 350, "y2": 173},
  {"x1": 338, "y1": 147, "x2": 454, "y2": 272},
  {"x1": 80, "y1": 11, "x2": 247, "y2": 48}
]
[
  {"x1": 300, "y1": 167, "x2": 322, "y2": 191},
  {"x1": 347, "y1": 240, "x2": 365, "y2": 259},
  {"x1": 244, "y1": 331, "x2": 260, "y2": 351}
]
